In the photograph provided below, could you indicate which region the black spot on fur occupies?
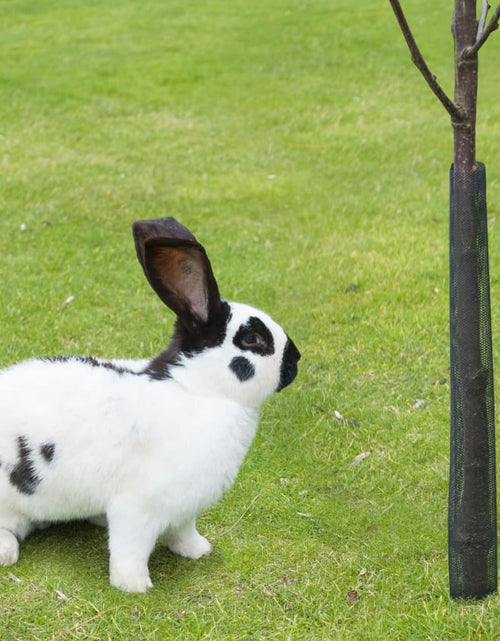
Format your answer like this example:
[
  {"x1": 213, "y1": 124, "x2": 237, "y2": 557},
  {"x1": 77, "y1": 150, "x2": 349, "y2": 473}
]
[
  {"x1": 229, "y1": 356, "x2": 256, "y2": 382},
  {"x1": 40, "y1": 443, "x2": 56, "y2": 463},
  {"x1": 277, "y1": 337, "x2": 300, "y2": 392},
  {"x1": 10, "y1": 436, "x2": 41, "y2": 496},
  {"x1": 145, "y1": 302, "x2": 232, "y2": 380},
  {"x1": 233, "y1": 317, "x2": 275, "y2": 356}
]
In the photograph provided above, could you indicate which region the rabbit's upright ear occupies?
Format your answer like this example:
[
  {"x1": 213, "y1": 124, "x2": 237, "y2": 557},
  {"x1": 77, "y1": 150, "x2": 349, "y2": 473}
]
[{"x1": 132, "y1": 218, "x2": 222, "y2": 325}]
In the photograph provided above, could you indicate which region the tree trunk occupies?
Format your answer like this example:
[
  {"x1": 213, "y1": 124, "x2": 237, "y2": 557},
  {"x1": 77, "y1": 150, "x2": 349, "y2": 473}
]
[
  {"x1": 452, "y1": 0, "x2": 478, "y2": 171},
  {"x1": 448, "y1": 0, "x2": 497, "y2": 600}
]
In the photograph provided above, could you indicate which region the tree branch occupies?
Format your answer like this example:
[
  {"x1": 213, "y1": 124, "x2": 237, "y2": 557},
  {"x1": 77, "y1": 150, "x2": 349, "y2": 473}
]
[
  {"x1": 462, "y1": 2, "x2": 500, "y2": 59},
  {"x1": 388, "y1": 0, "x2": 466, "y2": 123},
  {"x1": 477, "y1": 0, "x2": 490, "y2": 40}
]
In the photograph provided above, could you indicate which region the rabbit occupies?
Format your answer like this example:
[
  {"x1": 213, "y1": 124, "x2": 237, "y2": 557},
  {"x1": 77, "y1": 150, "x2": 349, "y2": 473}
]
[{"x1": 0, "y1": 217, "x2": 300, "y2": 592}]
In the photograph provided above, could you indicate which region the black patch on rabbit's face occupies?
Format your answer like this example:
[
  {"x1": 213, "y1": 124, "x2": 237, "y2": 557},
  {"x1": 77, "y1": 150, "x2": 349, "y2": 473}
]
[
  {"x1": 277, "y1": 337, "x2": 301, "y2": 392},
  {"x1": 10, "y1": 436, "x2": 41, "y2": 496},
  {"x1": 233, "y1": 317, "x2": 275, "y2": 356},
  {"x1": 229, "y1": 356, "x2": 256, "y2": 382}
]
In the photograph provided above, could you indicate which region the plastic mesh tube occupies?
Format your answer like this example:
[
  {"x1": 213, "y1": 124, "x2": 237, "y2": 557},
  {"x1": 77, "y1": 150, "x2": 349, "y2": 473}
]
[{"x1": 448, "y1": 162, "x2": 497, "y2": 599}]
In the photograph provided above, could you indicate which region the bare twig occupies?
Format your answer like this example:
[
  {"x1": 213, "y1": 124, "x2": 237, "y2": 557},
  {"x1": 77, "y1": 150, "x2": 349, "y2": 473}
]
[
  {"x1": 462, "y1": 2, "x2": 500, "y2": 58},
  {"x1": 388, "y1": 0, "x2": 466, "y2": 123},
  {"x1": 477, "y1": 0, "x2": 490, "y2": 40}
]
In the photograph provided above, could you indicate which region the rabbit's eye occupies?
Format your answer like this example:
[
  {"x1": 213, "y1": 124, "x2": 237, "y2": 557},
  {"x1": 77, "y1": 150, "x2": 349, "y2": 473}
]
[
  {"x1": 233, "y1": 316, "x2": 275, "y2": 355},
  {"x1": 242, "y1": 332, "x2": 263, "y2": 348}
]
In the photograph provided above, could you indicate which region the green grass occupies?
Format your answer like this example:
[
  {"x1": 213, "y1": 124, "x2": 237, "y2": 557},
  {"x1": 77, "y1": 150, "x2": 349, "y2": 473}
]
[{"x1": 1, "y1": 0, "x2": 500, "y2": 638}]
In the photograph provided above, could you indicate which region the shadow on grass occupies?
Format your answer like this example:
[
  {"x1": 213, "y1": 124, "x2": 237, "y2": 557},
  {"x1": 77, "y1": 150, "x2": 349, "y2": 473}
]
[{"x1": 16, "y1": 520, "x2": 222, "y2": 593}]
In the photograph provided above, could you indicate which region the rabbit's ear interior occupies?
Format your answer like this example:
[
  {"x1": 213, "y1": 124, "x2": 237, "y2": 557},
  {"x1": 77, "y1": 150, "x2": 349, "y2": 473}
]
[{"x1": 132, "y1": 218, "x2": 221, "y2": 324}]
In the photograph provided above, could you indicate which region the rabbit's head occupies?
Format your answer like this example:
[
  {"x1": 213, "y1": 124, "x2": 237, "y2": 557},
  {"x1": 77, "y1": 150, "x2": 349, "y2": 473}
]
[{"x1": 133, "y1": 218, "x2": 300, "y2": 407}]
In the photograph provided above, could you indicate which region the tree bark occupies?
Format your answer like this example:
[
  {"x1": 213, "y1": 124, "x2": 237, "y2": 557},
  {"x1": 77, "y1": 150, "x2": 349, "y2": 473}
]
[{"x1": 452, "y1": 0, "x2": 478, "y2": 171}]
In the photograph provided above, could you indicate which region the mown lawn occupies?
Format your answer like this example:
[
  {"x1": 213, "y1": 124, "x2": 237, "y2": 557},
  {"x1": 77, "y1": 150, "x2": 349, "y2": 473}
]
[{"x1": 1, "y1": 0, "x2": 500, "y2": 639}]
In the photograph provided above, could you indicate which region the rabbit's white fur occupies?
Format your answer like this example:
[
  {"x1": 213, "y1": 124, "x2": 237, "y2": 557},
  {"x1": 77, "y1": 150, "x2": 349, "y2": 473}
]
[
  {"x1": 0, "y1": 304, "x2": 293, "y2": 592},
  {"x1": 0, "y1": 218, "x2": 300, "y2": 592}
]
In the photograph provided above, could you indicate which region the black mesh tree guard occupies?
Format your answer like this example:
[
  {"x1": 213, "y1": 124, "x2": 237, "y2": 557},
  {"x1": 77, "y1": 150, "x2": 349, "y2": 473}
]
[
  {"x1": 388, "y1": 0, "x2": 499, "y2": 600},
  {"x1": 448, "y1": 162, "x2": 497, "y2": 599}
]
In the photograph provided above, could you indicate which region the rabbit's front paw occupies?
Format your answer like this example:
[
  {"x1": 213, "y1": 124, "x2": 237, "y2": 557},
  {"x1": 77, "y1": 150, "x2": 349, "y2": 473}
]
[
  {"x1": 0, "y1": 529, "x2": 19, "y2": 566},
  {"x1": 110, "y1": 564, "x2": 153, "y2": 593}
]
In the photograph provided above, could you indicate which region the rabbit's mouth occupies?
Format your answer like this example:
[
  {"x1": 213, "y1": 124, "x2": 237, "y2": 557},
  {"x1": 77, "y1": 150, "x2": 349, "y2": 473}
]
[{"x1": 277, "y1": 338, "x2": 301, "y2": 392}]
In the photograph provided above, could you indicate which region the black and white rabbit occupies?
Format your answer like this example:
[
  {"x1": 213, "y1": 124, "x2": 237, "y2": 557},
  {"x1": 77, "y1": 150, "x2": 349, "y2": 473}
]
[{"x1": 0, "y1": 218, "x2": 300, "y2": 592}]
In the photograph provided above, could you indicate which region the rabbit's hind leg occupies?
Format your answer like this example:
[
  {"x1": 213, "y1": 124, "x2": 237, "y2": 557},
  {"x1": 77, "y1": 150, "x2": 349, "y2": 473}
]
[{"x1": 160, "y1": 518, "x2": 213, "y2": 560}]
